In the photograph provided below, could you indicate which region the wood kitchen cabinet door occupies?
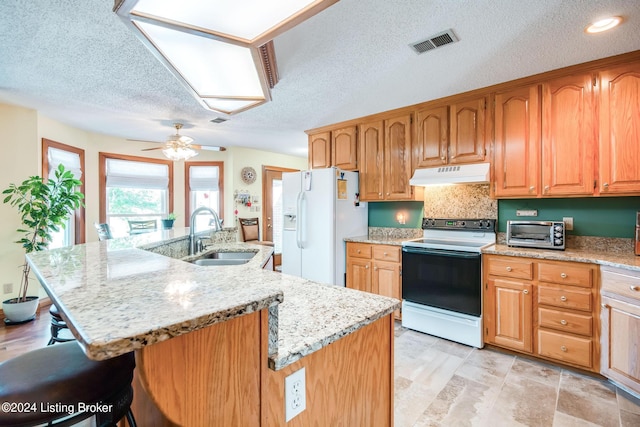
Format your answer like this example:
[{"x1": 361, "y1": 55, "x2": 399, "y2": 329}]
[
  {"x1": 493, "y1": 86, "x2": 541, "y2": 197},
  {"x1": 358, "y1": 120, "x2": 385, "y2": 201},
  {"x1": 486, "y1": 278, "x2": 533, "y2": 353},
  {"x1": 331, "y1": 126, "x2": 358, "y2": 171},
  {"x1": 384, "y1": 114, "x2": 413, "y2": 199},
  {"x1": 308, "y1": 132, "x2": 331, "y2": 169},
  {"x1": 449, "y1": 96, "x2": 487, "y2": 164},
  {"x1": 346, "y1": 257, "x2": 372, "y2": 293},
  {"x1": 414, "y1": 105, "x2": 449, "y2": 168},
  {"x1": 598, "y1": 62, "x2": 640, "y2": 195},
  {"x1": 541, "y1": 73, "x2": 596, "y2": 196}
]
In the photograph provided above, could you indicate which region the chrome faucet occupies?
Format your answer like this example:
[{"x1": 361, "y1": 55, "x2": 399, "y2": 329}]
[{"x1": 189, "y1": 206, "x2": 223, "y2": 255}]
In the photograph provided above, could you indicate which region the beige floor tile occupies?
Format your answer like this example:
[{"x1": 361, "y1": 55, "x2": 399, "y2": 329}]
[
  {"x1": 620, "y1": 409, "x2": 640, "y2": 427},
  {"x1": 552, "y1": 411, "x2": 606, "y2": 427},
  {"x1": 617, "y1": 388, "x2": 640, "y2": 415},
  {"x1": 508, "y1": 357, "x2": 562, "y2": 388},
  {"x1": 556, "y1": 371, "x2": 619, "y2": 427},
  {"x1": 488, "y1": 376, "x2": 557, "y2": 426},
  {"x1": 395, "y1": 378, "x2": 442, "y2": 427},
  {"x1": 455, "y1": 347, "x2": 515, "y2": 388}
]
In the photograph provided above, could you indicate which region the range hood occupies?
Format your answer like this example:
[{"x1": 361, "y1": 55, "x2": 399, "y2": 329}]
[{"x1": 410, "y1": 162, "x2": 490, "y2": 186}]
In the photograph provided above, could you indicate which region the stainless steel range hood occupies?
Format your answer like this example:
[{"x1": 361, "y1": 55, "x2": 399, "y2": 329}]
[{"x1": 409, "y1": 163, "x2": 490, "y2": 186}]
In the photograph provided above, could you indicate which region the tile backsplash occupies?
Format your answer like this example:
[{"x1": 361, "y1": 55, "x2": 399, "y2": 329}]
[{"x1": 423, "y1": 184, "x2": 497, "y2": 219}]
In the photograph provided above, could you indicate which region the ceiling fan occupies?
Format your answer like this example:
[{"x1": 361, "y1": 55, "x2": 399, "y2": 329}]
[{"x1": 129, "y1": 123, "x2": 226, "y2": 160}]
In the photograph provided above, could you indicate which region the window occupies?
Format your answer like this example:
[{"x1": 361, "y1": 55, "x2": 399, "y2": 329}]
[
  {"x1": 99, "y1": 153, "x2": 173, "y2": 238},
  {"x1": 185, "y1": 162, "x2": 224, "y2": 231},
  {"x1": 42, "y1": 139, "x2": 85, "y2": 248}
]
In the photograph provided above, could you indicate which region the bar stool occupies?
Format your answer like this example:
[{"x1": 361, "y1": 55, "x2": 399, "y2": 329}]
[
  {"x1": 47, "y1": 304, "x2": 75, "y2": 345},
  {"x1": 0, "y1": 341, "x2": 137, "y2": 427}
]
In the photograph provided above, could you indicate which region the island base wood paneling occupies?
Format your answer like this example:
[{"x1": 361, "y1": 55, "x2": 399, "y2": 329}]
[{"x1": 262, "y1": 314, "x2": 394, "y2": 426}]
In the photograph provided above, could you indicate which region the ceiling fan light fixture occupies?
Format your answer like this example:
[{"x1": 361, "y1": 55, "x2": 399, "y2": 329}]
[{"x1": 162, "y1": 143, "x2": 199, "y2": 161}]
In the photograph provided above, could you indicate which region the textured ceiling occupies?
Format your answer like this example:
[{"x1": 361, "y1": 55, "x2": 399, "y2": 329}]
[{"x1": 0, "y1": 0, "x2": 639, "y2": 157}]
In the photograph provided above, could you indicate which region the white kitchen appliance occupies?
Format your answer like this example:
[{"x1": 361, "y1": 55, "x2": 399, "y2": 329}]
[{"x1": 282, "y1": 167, "x2": 368, "y2": 286}]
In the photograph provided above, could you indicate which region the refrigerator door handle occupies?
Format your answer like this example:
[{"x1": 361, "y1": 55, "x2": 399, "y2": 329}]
[{"x1": 296, "y1": 191, "x2": 305, "y2": 248}]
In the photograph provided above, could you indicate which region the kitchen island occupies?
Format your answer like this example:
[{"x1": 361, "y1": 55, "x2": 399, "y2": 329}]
[{"x1": 27, "y1": 228, "x2": 399, "y2": 426}]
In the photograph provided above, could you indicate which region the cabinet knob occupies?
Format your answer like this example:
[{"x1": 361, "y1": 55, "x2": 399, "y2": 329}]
[
  {"x1": 544, "y1": 185, "x2": 550, "y2": 192},
  {"x1": 441, "y1": 156, "x2": 446, "y2": 161},
  {"x1": 529, "y1": 186, "x2": 535, "y2": 192},
  {"x1": 378, "y1": 193, "x2": 382, "y2": 196},
  {"x1": 386, "y1": 192, "x2": 390, "y2": 196},
  {"x1": 560, "y1": 273, "x2": 567, "y2": 279},
  {"x1": 365, "y1": 265, "x2": 369, "y2": 269},
  {"x1": 560, "y1": 319, "x2": 567, "y2": 326},
  {"x1": 560, "y1": 345, "x2": 567, "y2": 352},
  {"x1": 560, "y1": 296, "x2": 567, "y2": 302},
  {"x1": 506, "y1": 266, "x2": 512, "y2": 272},
  {"x1": 603, "y1": 183, "x2": 610, "y2": 188},
  {"x1": 630, "y1": 285, "x2": 640, "y2": 292},
  {"x1": 383, "y1": 252, "x2": 388, "y2": 256},
  {"x1": 601, "y1": 303, "x2": 609, "y2": 309},
  {"x1": 374, "y1": 266, "x2": 378, "y2": 271},
  {"x1": 357, "y1": 250, "x2": 360, "y2": 253},
  {"x1": 523, "y1": 289, "x2": 529, "y2": 295}
]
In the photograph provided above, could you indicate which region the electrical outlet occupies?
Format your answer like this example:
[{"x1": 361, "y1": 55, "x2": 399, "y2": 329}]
[
  {"x1": 3, "y1": 283, "x2": 12, "y2": 294},
  {"x1": 563, "y1": 217, "x2": 574, "y2": 231},
  {"x1": 285, "y1": 367, "x2": 306, "y2": 422}
]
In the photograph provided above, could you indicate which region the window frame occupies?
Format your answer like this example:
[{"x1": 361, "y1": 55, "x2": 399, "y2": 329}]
[
  {"x1": 99, "y1": 152, "x2": 174, "y2": 223},
  {"x1": 42, "y1": 138, "x2": 86, "y2": 244},
  {"x1": 184, "y1": 161, "x2": 224, "y2": 224}
]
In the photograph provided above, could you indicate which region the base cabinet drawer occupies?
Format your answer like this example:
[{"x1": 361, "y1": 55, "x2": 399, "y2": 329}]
[
  {"x1": 538, "y1": 308, "x2": 592, "y2": 337},
  {"x1": 538, "y1": 286, "x2": 592, "y2": 311},
  {"x1": 537, "y1": 329, "x2": 592, "y2": 368}
]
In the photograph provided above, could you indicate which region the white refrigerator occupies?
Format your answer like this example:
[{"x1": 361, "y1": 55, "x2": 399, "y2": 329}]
[{"x1": 282, "y1": 167, "x2": 368, "y2": 286}]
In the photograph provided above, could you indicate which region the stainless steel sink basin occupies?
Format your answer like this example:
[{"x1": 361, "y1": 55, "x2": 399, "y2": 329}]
[
  {"x1": 200, "y1": 251, "x2": 256, "y2": 260},
  {"x1": 193, "y1": 258, "x2": 250, "y2": 266}
]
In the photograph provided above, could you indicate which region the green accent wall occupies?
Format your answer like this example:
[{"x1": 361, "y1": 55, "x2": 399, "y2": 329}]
[
  {"x1": 498, "y1": 197, "x2": 640, "y2": 238},
  {"x1": 368, "y1": 201, "x2": 424, "y2": 228}
]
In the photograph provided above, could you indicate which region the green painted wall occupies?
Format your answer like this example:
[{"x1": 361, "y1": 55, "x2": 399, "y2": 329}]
[
  {"x1": 368, "y1": 201, "x2": 424, "y2": 228},
  {"x1": 498, "y1": 197, "x2": 640, "y2": 238}
]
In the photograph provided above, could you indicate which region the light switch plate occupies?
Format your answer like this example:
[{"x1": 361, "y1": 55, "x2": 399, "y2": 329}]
[{"x1": 516, "y1": 209, "x2": 538, "y2": 217}]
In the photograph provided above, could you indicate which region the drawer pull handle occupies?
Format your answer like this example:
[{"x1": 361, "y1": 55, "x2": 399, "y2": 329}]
[
  {"x1": 560, "y1": 273, "x2": 567, "y2": 279},
  {"x1": 560, "y1": 320, "x2": 567, "y2": 325},
  {"x1": 601, "y1": 303, "x2": 609, "y2": 309},
  {"x1": 506, "y1": 266, "x2": 512, "y2": 272},
  {"x1": 560, "y1": 345, "x2": 567, "y2": 352},
  {"x1": 560, "y1": 296, "x2": 567, "y2": 302},
  {"x1": 383, "y1": 252, "x2": 388, "y2": 256},
  {"x1": 357, "y1": 250, "x2": 361, "y2": 253},
  {"x1": 523, "y1": 289, "x2": 529, "y2": 295},
  {"x1": 631, "y1": 286, "x2": 640, "y2": 292}
]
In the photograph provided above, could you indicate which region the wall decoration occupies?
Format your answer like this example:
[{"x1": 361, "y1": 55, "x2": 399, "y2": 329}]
[{"x1": 241, "y1": 166, "x2": 257, "y2": 185}]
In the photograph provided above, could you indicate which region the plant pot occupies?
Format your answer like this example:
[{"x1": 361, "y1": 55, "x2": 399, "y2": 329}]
[
  {"x1": 2, "y1": 296, "x2": 39, "y2": 324},
  {"x1": 161, "y1": 219, "x2": 175, "y2": 229}
]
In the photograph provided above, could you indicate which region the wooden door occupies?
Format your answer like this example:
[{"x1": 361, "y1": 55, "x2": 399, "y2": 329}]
[
  {"x1": 383, "y1": 114, "x2": 413, "y2": 200},
  {"x1": 332, "y1": 126, "x2": 358, "y2": 170},
  {"x1": 308, "y1": 132, "x2": 331, "y2": 169},
  {"x1": 374, "y1": 261, "x2": 400, "y2": 319},
  {"x1": 601, "y1": 296, "x2": 640, "y2": 394},
  {"x1": 598, "y1": 62, "x2": 640, "y2": 195},
  {"x1": 486, "y1": 278, "x2": 533, "y2": 353},
  {"x1": 346, "y1": 258, "x2": 371, "y2": 292},
  {"x1": 358, "y1": 120, "x2": 385, "y2": 201},
  {"x1": 494, "y1": 86, "x2": 541, "y2": 197},
  {"x1": 541, "y1": 73, "x2": 596, "y2": 196},
  {"x1": 414, "y1": 106, "x2": 448, "y2": 168},
  {"x1": 263, "y1": 166, "x2": 298, "y2": 268},
  {"x1": 449, "y1": 96, "x2": 487, "y2": 164}
]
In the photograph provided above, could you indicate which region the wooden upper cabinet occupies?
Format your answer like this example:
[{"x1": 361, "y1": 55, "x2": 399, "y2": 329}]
[
  {"x1": 541, "y1": 73, "x2": 596, "y2": 196},
  {"x1": 358, "y1": 120, "x2": 385, "y2": 201},
  {"x1": 494, "y1": 86, "x2": 541, "y2": 198},
  {"x1": 449, "y1": 96, "x2": 487, "y2": 164},
  {"x1": 308, "y1": 132, "x2": 331, "y2": 169},
  {"x1": 598, "y1": 62, "x2": 640, "y2": 195},
  {"x1": 384, "y1": 114, "x2": 413, "y2": 199},
  {"x1": 331, "y1": 126, "x2": 358, "y2": 171},
  {"x1": 414, "y1": 106, "x2": 448, "y2": 168}
]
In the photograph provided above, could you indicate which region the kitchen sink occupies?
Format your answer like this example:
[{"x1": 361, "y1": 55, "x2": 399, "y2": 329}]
[
  {"x1": 200, "y1": 251, "x2": 256, "y2": 260},
  {"x1": 192, "y1": 258, "x2": 251, "y2": 266}
]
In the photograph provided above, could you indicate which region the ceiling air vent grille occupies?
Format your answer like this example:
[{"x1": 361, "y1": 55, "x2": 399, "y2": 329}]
[
  {"x1": 410, "y1": 29, "x2": 459, "y2": 54},
  {"x1": 210, "y1": 117, "x2": 228, "y2": 124}
]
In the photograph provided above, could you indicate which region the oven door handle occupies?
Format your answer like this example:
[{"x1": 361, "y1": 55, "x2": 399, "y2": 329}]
[{"x1": 402, "y1": 247, "x2": 481, "y2": 259}]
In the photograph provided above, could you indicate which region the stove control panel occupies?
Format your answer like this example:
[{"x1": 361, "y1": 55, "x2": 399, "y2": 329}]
[{"x1": 422, "y1": 218, "x2": 496, "y2": 231}]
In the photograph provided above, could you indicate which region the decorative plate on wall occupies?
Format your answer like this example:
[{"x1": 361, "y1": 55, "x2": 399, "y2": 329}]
[{"x1": 241, "y1": 166, "x2": 257, "y2": 184}]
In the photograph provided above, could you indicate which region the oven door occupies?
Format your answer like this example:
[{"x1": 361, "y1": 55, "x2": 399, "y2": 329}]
[{"x1": 402, "y1": 246, "x2": 481, "y2": 317}]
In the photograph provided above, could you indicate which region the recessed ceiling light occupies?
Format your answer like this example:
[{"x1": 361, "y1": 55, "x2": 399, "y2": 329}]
[{"x1": 585, "y1": 16, "x2": 623, "y2": 33}]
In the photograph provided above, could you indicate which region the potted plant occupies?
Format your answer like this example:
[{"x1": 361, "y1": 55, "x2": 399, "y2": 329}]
[
  {"x1": 161, "y1": 212, "x2": 176, "y2": 229},
  {"x1": 2, "y1": 164, "x2": 84, "y2": 323}
]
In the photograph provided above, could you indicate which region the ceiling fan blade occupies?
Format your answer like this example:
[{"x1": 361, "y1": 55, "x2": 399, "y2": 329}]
[
  {"x1": 191, "y1": 144, "x2": 227, "y2": 152},
  {"x1": 127, "y1": 138, "x2": 163, "y2": 144},
  {"x1": 141, "y1": 147, "x2": 165, "y2": 151}
]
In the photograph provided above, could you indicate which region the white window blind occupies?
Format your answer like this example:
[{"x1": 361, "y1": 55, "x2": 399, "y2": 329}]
[
  {"x1": 189, "y1": 165, "x2": 219, "y2": 190},
  {"x1": 48, "y1": 147, "x2": 82, "y2": 180},
  {"x1": 106, "y1": 159, "x2": 169, "y2": 189}
]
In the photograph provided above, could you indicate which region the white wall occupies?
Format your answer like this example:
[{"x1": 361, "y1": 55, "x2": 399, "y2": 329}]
[{"x1": 0, "y1": 103, "x2": 306, "y2": 300}]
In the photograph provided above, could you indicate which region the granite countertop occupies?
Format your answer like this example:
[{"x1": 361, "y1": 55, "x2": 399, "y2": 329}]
[
  {"x1": 344, "y1": 235, "x2": 409, "y2": 246},
  {"x1": 484, "y1": 244, "x2": 640, "y2": 272},
  {"x1": 26, "y1": 228, "x2": 399, "y2": 370}
]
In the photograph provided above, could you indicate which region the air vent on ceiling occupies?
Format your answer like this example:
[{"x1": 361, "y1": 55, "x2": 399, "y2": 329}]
[
  {"x1": 210, "y1": 117, "x2": 228, "y2": 124},
  {"x1": 410, "y1": 29, "x2": 459, "y2": 54}
]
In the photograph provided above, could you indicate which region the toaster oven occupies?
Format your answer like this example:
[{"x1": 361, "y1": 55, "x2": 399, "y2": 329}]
[{"x1": 506, "y1": 220, "x2": 565, "y2": 250}]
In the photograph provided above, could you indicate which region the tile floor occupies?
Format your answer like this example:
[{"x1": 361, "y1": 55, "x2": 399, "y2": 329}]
[{"x1": 394, "y1": 324, "x2": 640, "y2": 427}]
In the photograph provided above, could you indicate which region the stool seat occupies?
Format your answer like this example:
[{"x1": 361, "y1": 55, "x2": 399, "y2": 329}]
[{"x1": 0, "y1": 341, "x2": 136, "y2": 427}]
